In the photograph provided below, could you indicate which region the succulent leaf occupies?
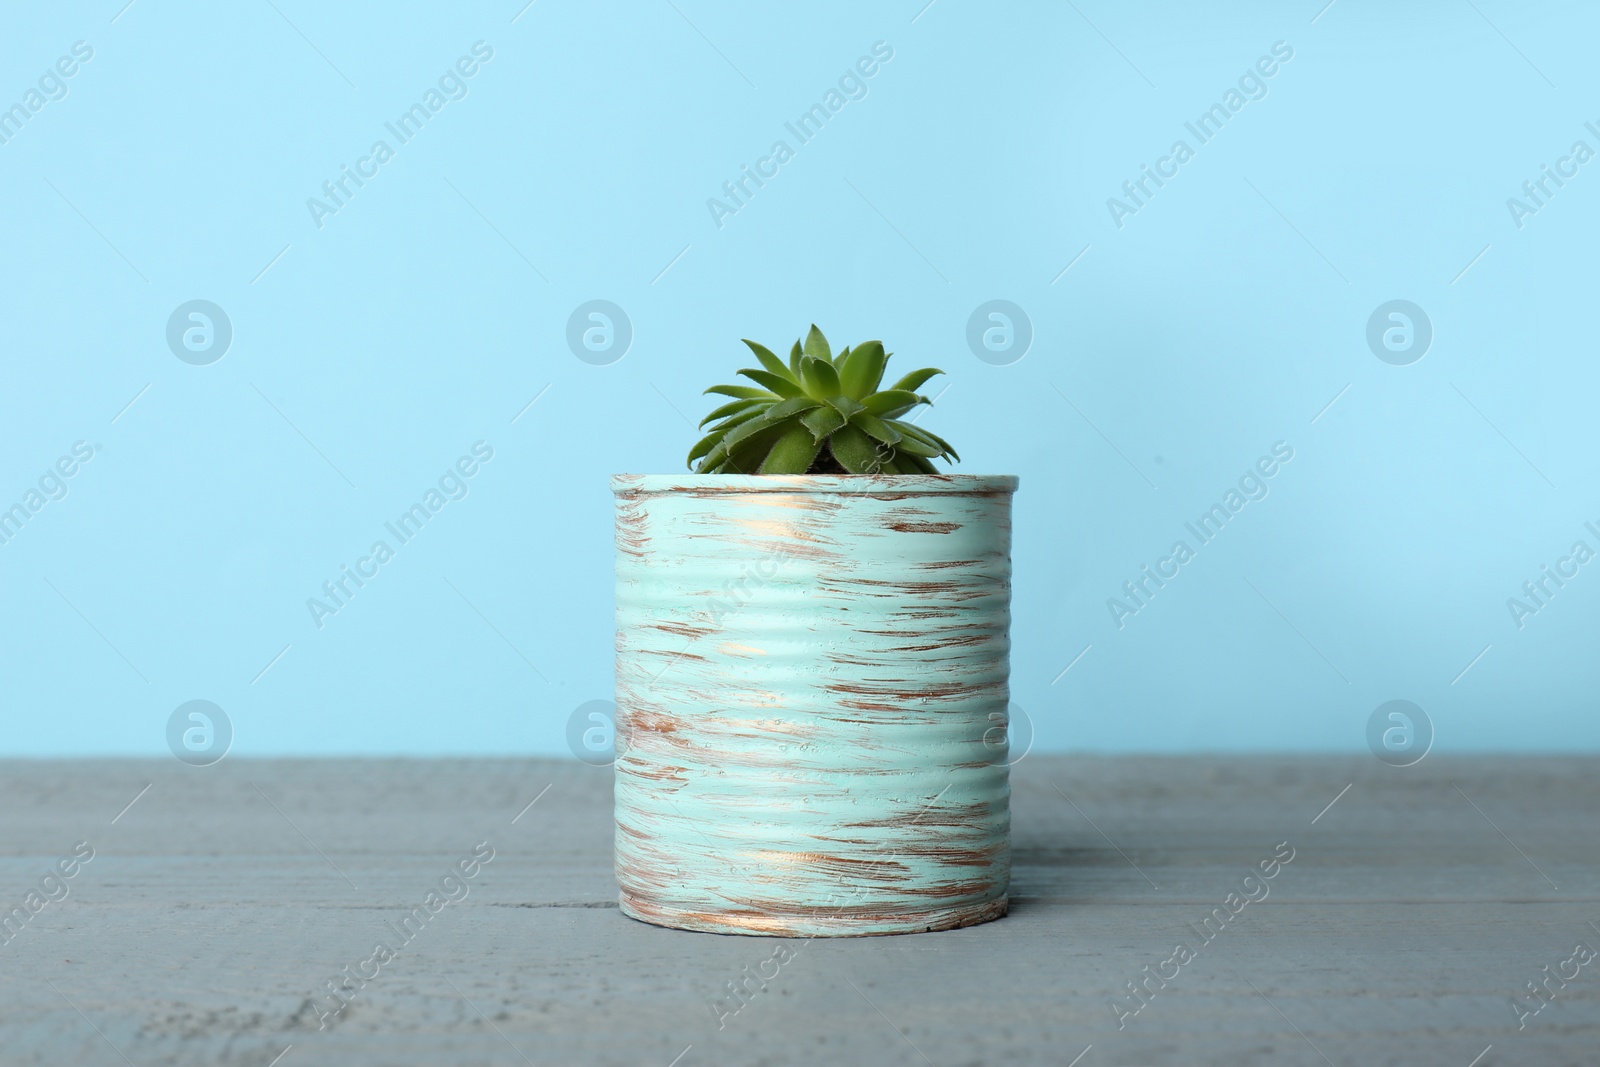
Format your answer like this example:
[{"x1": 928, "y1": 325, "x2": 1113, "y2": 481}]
[
  {"x1": 760, "y1": 424, "x2": 823, "y2": 473},
  {"x1": 803, "y1": 324, "x2": 831, "y2": 362},
  {"x1": 738, "y1": 368, "x2": 804, "y2": 398},
  {"x1": 760, "y1": 396, "x2": 823, "y2": 422},
  {"x1": 840, "y1": 341, "x2": 886, "y2": 399},
  {"x1": 706, "y1": 384, "x2": 776, "y2": 400},
  {"x1": 699, "y1": 398, "x2": 762, "y2": 427},
  {"x1": 687, "y1": 429, "x2": 723, "y2": 465},
  {"x1": 888, "y1": 429, "x2": 941, "y2": 457},
  {"x1": 828, "y1": 424, "x2": 883, "y2": 473},
  {"x1": 719, "y1": 400, "x2": 817, "y2": 455},
  {"x1": 688, "y1": 327, "x2": 959, "y2": 474},
  {"x1": 893, "y1": 421, "x2": 960, "y2": 461},
  {"x1": 854, "y1": 412, "x2": 902, "y2": 446},
  {"x1": 863, "y1": 389, "x2": 927, "y2": 417},
  {"x1": 824, "y1": 395, "x2": 865, "y2": 418},
  {"x1": 723, "y1": 424, "x2": 787, "y2": 473},
  {"x1": 708, "y1": 406, "x2": 767, "y2": 436},
  {"x1": 832, "y1": 345, "x2": 854, "y2": 382},
  {"x1": 800, "y1": 405, "x2": 847, "y2": 441},
  {"x1": 888, "y1": 367, "x2": 943, "y2": 394},
  {"x1": 742, "y1": 340, "x2": 795, "y2": 383},
  {"x1": 800, "y1": 356, "x2": 842, "y2": 398}
]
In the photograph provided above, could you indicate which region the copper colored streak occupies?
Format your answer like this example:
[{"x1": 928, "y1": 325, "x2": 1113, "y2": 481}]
[
  {"x1": 612, "y1": 474, "x2": 1015, "y2": 937},
  {"x1": 652, "y1": 621, "x2": 716, "y2": 639},
  {"x1": 886, "y1": 521, "x2": 962, "y2": 534}
]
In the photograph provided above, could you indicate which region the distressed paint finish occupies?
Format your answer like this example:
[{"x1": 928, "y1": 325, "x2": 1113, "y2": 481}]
[{"x1": 612, "y1": 474, "x2": 1018, "y2": 936}]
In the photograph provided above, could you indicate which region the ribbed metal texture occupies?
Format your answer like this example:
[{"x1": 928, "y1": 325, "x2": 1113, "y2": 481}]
[{"x1": 612, "y1": 474, "x2": 1017, "y2": 936}]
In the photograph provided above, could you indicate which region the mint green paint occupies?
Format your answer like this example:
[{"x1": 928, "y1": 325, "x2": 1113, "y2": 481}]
[{"x1": 612, "y1": 474, "x2": 1017, "y2": 936}]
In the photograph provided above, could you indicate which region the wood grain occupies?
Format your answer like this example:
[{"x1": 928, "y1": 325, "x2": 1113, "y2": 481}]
[{"x1": 0, "y1": 755, "x2": 1596, "y2": 1065}]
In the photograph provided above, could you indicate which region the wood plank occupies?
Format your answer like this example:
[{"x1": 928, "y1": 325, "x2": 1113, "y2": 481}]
[{"x1": 0, "y1": 755, "x2": 1594, "y2": 1065}]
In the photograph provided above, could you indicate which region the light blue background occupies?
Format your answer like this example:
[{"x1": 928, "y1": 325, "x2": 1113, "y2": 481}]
[{"x1": 2, "y1": 1, "x2": 1594, "y2": 756}]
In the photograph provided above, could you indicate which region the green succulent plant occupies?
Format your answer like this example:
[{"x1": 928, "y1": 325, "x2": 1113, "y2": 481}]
[{"x1": 688, "y1": 325, "x2": 959, "y2": 475}]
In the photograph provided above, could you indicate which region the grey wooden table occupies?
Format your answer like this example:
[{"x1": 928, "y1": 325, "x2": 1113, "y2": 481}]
[{"x1": 1, "y1": 755, "x2": 1595, "y2": 1066}]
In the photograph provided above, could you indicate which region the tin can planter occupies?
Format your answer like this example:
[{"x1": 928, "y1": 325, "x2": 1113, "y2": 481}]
[{"x1": 612, "y1": 473, "x2": 1017, "y2": 936}]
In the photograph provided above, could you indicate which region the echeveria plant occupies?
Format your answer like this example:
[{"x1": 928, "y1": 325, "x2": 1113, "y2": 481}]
[{"x1": 688, "y1": 326, "x2": 958, "y2": 474}]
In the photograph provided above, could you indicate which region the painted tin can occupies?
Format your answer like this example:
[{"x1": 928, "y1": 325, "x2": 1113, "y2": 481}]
[{"x1": 612, "y1": 473, "x2": 1017, "y2": 936}]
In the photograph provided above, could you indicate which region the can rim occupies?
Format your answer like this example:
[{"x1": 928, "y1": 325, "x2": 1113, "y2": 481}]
[{"x1": 611, "y1": 474, "x2": 1018, "y2": 495}]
